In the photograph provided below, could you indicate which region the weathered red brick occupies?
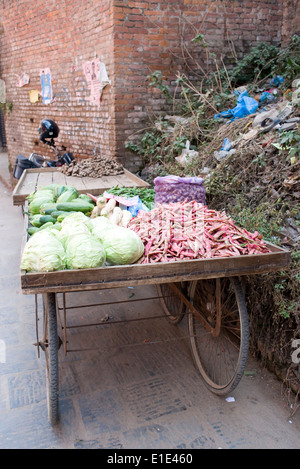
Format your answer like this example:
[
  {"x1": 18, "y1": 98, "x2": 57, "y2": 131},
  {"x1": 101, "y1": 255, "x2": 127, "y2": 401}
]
[{"x1": 0, "y1": 0, "x2": 295, "y2": 172}]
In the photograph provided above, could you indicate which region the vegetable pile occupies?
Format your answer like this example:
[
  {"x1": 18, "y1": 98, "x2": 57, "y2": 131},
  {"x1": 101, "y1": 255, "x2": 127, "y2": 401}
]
[
  {"x1": 60, "y1": 155, "x2": 124, "y2": 178},
  {"x1": 88, "y1": 195, "x2": 133, "y2": 227},
  {"x1": 21, "y1": 184, "x2": 148, "y2": 272},
  {"x1": 22, "y1": 209, "x2": 144, "y2": 272},
  {"x1": 26, "y1": 184, "x2": 95, "y2": 235},
  {"x1": 21, "y1": 182, "x2": 270, "y2": 273},
  {"x1": 128, "y1": 200, "x2": 271, "y2": 264}
]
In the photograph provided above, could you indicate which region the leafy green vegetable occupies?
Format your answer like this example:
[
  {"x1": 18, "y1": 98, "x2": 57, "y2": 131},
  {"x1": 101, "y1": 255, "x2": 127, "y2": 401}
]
[
  {"x1": 106, "y1": 186, "x2": 155, "y2": 209},
  {"x1": 21, "y1": 230, "x2": 66, "y2": 272},
  {"x1": 58, "y1": 212, "x2": 92, "y2": 248},
  {"x1": 65, "y1": 232, "x2": 106, "y2": 269},
  {"x1": 90, "y1": 216, "x2": 113, "y2": 238},
  {"x1": 95, "y1": 224, "x2": 144, "y2": 265}
]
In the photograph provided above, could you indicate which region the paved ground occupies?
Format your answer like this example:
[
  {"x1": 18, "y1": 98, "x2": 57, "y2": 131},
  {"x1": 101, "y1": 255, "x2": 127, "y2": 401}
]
[{"x1": 0, "y1": 151, "x2": 300, "y2": 449}]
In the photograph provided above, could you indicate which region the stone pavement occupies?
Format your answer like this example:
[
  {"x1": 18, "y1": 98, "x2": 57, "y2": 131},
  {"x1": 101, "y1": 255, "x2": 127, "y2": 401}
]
[{"x1": 0, "y1": 150, "x2": 300, "y2": 449}]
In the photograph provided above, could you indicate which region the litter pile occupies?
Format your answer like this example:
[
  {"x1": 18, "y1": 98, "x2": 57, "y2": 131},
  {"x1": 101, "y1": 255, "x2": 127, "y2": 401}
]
[{"x1": 60, "y1": 155, "x2": 124, "y2": 178}]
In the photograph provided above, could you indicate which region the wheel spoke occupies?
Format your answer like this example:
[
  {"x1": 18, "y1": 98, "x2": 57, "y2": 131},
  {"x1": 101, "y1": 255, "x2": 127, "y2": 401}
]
[{"x1": 158, "y1": 283, "x2": 186, "y2": 324}]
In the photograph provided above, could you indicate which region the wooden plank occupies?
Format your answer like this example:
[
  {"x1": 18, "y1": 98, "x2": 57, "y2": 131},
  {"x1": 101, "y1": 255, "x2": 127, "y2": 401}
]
[
  {"x1": 109, "y1": 174, "x2": 138, "y2": 187},
  {"x1": 12, "y1": 170, "x2": 40, "y2": 205},
  {"x1": 123, "y1": 168, "x2": 150, "y2": 187},
  {"x1": 34, "y1": 170, "x2": 54, "y2": 189},
  {"x1": 64, "y1": 175, "x2": 87, "y2": 191},
  {"x1": 51, "y1": 170, "x2": 68, "y2": 186},
  {"x1": 20, "y1": 202, "x2": 30, "y2": 265},
  {"x1": 20, "y1": 244, "x2": 291, "y2": 295},
  {"x1": 81, "y1": 175, "x2": 118, "y2": 191}
]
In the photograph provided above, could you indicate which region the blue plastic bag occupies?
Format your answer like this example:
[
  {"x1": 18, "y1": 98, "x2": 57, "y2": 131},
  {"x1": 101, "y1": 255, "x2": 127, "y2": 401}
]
[
  {"x1": 232, "y1": 95, "x2": 258, "y2": 118},
  {"x1": 259, "y1": 91, "x2": 276, "y2": 103},
  {"x1": 128, "y1": 197, "x2": 149, "y2": 216},
  {"x1": 220, "y1": 137, "x2": 232, "y2": 151},
  {"x1": 214, "y1": 90, "x2": 258, "y2": 120},
  {"x1": 269, "y1": 75, "x2": 284, "y2": 87}
]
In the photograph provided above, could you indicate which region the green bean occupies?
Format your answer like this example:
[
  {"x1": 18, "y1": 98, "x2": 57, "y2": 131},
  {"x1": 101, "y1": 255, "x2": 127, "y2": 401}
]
[{"x1": 107, "y1": 186, "x2": 155, "y2": 209}]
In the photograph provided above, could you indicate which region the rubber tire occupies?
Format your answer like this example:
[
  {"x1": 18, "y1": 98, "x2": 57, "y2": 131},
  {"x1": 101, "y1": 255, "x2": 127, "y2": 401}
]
[
  {"x1": 188, "y1": 277, "x2": 249, "y2": 395},
  {"x1": 44, "y1": 293, "x2": 59, "y2": 425}
]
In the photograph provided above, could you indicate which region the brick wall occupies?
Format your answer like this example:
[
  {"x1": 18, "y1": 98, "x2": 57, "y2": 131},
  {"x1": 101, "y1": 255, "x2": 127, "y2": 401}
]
[
  {"x1": 0, "y1": 0, "x2": 297, "y2": 173},
  {"x1": 0, "y1": 0, "x2": 115, "y2": 167},
  {"x1": 113, "y1": 0, "x2": 285, "y2": 170},
  {"x1": 282, "y1": 0, "x2": 300, "y2": 46}
]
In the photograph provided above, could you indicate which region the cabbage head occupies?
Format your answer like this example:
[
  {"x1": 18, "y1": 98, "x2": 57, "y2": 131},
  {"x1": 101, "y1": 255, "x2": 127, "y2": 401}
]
[
  {"x1": 65, "y1": 232, "x2": 106, "y2": 269},
  {"x1": 97, "y1": 225, "x2": 144, "y2": 265},
  {"x1": 21, "y1": 230, "x2": 66, "y2": 272},
  {"x1": 90, "y1": 216, "x2": 113, "y2": 238},
  {"x1": 58, "y1": 212, "x2": 92, "y2": 247}
]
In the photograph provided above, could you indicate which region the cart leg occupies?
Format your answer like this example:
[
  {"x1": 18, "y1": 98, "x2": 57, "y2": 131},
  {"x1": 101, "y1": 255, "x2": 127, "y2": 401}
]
[
  {"x1": 188, "y1": 276, "x2": 249, "y2": 396},
  {"x1": 43, "y1": 292, "x2": 59, "y2": 425}
]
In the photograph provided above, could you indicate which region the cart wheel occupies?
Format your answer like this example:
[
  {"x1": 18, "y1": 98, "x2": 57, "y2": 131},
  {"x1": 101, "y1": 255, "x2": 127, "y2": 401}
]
[
  {"x1": 188, "y1": 276, "x2": 249, "y2": 395},
  {"x1": 157, "y1": 282, "x2": 186, "y2": 324},
  {"x1": 43, "y1": 293, "x2": 59, "y2": 425}
]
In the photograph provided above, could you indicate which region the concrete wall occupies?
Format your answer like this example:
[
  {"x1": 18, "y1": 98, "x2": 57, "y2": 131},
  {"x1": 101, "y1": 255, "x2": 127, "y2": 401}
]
[{"x1": 0, "y1": 0, "x2": 297, "y2": 172}]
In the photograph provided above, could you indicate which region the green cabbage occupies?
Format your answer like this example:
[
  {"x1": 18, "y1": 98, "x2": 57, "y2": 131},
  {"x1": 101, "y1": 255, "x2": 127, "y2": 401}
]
[
  {"x1": 21, "y1": 230, "x2": 66, "y2": 272},
  {"x1": 90, "y1": 216, "x2": 113, "y2": 238},
  {"x1": 95, "y1": 225, "x2": 144, "y2": 265},
  {"x1": 61, "y1": 211, "x2": 92, "y2": 230},
  {"x1": 58, "y1": 212, "x2": 92, "y2": 247},
  {"x1": 65, "y1": 232, "x2": 106, "y2": 269}
]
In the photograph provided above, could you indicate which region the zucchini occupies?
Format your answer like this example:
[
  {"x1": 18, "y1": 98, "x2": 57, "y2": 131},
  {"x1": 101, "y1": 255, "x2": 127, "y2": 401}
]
[
  {"x1": 56, "y1": 186, "x2": 79, "y2": 203},
  {"x1": 56, "y1": 201, "x2": 94, "y2": 212},
  {"x1": 57, "y1": 212, "x2": 75, "y2": 223},
  {"x1": 40, "y1": 202, "x2": 58, "y2": 215},
  {"x1": 39, "y1": 221, "x2": 55, "y2": 230},
  {"x1": 39, "y1": 215, "x2": 57, "y2": 224},
  {"x1": 27, "y1": 221, "x2": 54, "y2": 236},
  {"x1": 53, "y1": 185, "x2": 69, "y2": 200},
  {"x1": 29, "y1": 215, "x2": 44, "y2": 227},
  {"x1": 28, "y1": 226, "x2": 40, "y2": 236},
  {"x1": 50, "y1": 210, "x2": 71, "y2": 219}
]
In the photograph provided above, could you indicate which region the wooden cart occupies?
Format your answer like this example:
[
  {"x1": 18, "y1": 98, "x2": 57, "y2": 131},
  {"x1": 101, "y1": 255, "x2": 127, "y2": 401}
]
[
  {"x1": 17, "y1": 168, "x2": 291, "y2": 425},
  {"x1": 20, "y1": 242, "x2": 290, "y2": 425}
]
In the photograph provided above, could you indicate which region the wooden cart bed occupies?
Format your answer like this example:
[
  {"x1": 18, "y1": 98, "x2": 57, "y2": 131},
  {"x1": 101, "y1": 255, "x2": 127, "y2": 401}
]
[
  {"x1": 13, "y1": 167, "x2": 149, "y2": 206},
  {"x1": 20, "y1": 241, "x2": 290, "y2": 295}
]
